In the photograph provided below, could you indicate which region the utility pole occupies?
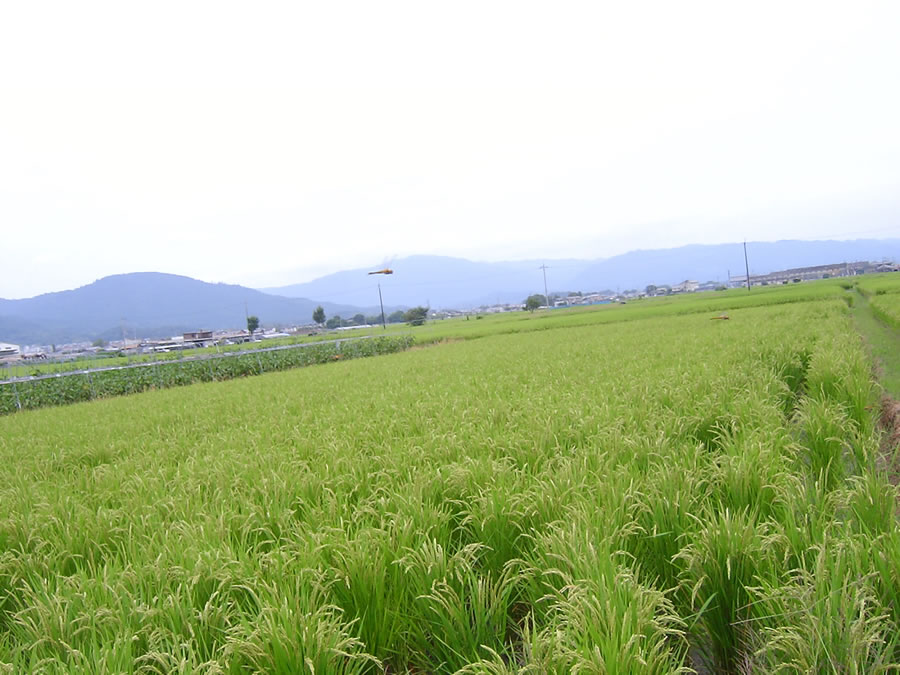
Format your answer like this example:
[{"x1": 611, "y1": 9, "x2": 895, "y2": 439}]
[
  {"x1": 121, "y1": 318, "x2": 129, "y2": 364},
  {"x1": 743, "y1": 241, "x2": 751, "y2": 291},
  {"x1": 539, "y1": 264, "x2": 550, "y2": 307},
  {"x1": 368, "y1": 268, "x2": 393, "y2": 329}
]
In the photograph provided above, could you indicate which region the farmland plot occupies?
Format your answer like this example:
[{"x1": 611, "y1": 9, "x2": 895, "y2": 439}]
[
  {"x1": 0, "y1": 298, "x2": 897, "y2": 672},
  {"x1": 871, "y1": 293, "x2": 900, "y2": 330}
]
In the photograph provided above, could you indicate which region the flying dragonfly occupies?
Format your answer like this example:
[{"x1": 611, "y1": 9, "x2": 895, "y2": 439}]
[{"x1": 368, "y1": 258, "x2": 395, "y2": 329}]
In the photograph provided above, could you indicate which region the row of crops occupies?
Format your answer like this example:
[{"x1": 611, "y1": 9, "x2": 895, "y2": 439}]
[
  {"x1": 0, "y1": 335, "x2": 413, "y2": 414},
  {"x1": 872, "y1": 294, "x2": 900, "y2": 329},
  {"x1": 1, "y1": 330, "x2": 350, "y2": 380},
  {"x1": 852, "y1": 272, "x2": 900, "y2": 330},
  {"x1": 0, "y1": 293, "x2": 897, "y2": 672}
]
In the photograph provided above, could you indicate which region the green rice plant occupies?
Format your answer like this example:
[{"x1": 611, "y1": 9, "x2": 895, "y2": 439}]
[
  {"x1": 871, "y1": 293, "x2": 900, "y2": 330},
  {"x1": 748, "y1": 538, "x2": 897, "y2": 672},
  {"x1": 623, "y1": 449, "x2": 710, "y2": 595},
  {"x1": 526, "y1": 521, "x2": 688, "y2": 673},
  {"x1": 223, "y1": 573, "x2": 379, "y2": 674},
  {"x1": 317, "y1": 525, "x2": 415, "y2": 667},
  {"x1": 861, "y1": 529, "x2": 900, "y2": 653},
  {"x1": 768, "y1": 346, "x2": 812, "y2": 416},
  {"x1": 453, "y1": 616, "x2": 559, "y2": 674},
  {"x1": 793, "y1": 397, "x2": 858, "y2": 490},
  {"x1": 840, "y1": 470, "x2": 898, "y2": 536},
  {"x1": 804, "y1": 334, "x2": 879, "y2": 437},
  {"x1": 453, "y1": 465, "x2": 556, "y2": 580},
  {"x1": 675, "y1": 508, "x2": 782, "y2": 673},
  {"x1": 403, "y1": 547, "x2": 528, "y2": 672},
  {"x1": 766, "y1": 470, "x2": 838, "y2": 573},
  {"x1": 709, "y1": 426, "x2": 791, "y2": 520},
  {"x1": 856, "y1": 272, "x2": 900, "y2": 298}
]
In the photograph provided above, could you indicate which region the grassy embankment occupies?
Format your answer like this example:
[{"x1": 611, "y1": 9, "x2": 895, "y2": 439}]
[{"x1": 849, "y1": 274, "x2": 900, "y2": 398}]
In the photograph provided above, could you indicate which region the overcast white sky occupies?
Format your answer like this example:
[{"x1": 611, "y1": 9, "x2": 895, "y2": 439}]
[{"x1": 2, "y1": 1, "x2": 899, "y2": 298}]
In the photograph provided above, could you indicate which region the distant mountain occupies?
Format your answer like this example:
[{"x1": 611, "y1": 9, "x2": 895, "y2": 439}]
[
  {"x1": 262, "y1": 255, "x2": 594, "y2": 309},
  {"x1": 5, "y1": 238, "x2": 898, "y2": 345},
  {"x1": 0, "y1": 273, "x2": 372, "y2": 345},
  {"x1": 262, "y1": 240, "x2": 900, "y2": 309},
  {"x1": 569, "y1": 239, "x2": 900, "y2": 291}
]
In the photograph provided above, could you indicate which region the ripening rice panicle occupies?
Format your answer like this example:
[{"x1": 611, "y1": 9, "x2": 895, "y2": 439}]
[
  {"x1": 674, "y1": 507, "x2": 782, "y2": 673},
  {"x1": 804, "y1": 333, "x2": 878, "y2": 437},
  {"x1": 793, "y1": 396, "x2": 856, "y2": 491},
  {"x1": 223, "y1": 573, "x2": 380, "y2": 674},
  {"x1": 748, "y1": 536, "x2": 897, "y2": 673},
  {"x1": 523, "y1": 510, "x2": 688, "y2": 673}
]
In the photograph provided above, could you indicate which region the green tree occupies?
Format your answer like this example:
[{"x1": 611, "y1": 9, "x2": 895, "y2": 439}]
[
  {"x1": 92, "y1": 338, "x2": 107, "y2": 348},
  {"x1": 247, "y1": 315, "x2": 260, "y2": 335},
  {"x1": 325, "y1": 315, "x2": 342, "y2": 329},
  {"x1": 387, "y1": 310, "x2": 406, "y2": 323},
  {"x1": 352, "y1": 313, "x2": 366, "y2": 325},
  {"x1": 404, "y1": 306, "x2": 428, "y2": 326},
  {"x1": 645, "y1": 285, "x2": 657, "y2": 295},
  {"x1": 524, "y1": 294, "x2": 546, "y2": 312},
  {"x1": 312, "y1": 306, "x2": 326, "y2": 325}
]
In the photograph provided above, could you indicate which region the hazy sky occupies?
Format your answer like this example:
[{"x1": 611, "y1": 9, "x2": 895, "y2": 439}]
[{"x1": 2, "y1": 1, "x2": 899, "y2": 298}]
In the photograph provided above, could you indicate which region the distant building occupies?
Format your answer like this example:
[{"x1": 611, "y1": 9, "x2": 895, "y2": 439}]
[
  {"x1": 0, "y1": 343, "x2": 20, "y2": 357},
  {"x1": 672, "y1": 280, "x2": 700, "y2": 293},
  {"x1": 729, "y1": 261, "x2": 878, "y2": 287},
  {"x1": 183, "y1": 330, "x2": 214, "y2": 347}
]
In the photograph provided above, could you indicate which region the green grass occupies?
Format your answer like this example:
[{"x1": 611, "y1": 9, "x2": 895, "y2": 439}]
[
  {"x1": 0, "y1": 292, "x2": 897, "y2": 672},
  {"x1": 849, "y1": 288, "x2": 900, "y2": 398},
  {"x1": 871, "y1": 294, "x2": 900, "y2": 331},
  {"x1": 855, "y1": 272, "x2": 900, "y2": 297}
]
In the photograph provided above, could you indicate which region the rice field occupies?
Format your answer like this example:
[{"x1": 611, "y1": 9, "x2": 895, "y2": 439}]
[
  {"x1": 856, "y1": 272, "x2": 900, "y2": 298},
  {"x1": 0, "y1": 289, "x2": 898, "y2": 672},
  {"x1": 871, "y1": 294, "x2": 900, "y2": 331}
]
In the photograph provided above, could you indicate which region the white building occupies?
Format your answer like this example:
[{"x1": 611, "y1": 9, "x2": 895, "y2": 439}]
[
  {"x1": 672, "y1": 280, "x2": 700, "y2": 293},
  {"x1": 0, "y1": 343, "x2": 20, "y2": 357}
]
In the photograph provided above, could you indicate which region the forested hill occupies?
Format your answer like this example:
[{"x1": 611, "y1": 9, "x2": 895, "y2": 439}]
[{"x1": 0, "y1": 273, "x2": 368, "y2": 345}]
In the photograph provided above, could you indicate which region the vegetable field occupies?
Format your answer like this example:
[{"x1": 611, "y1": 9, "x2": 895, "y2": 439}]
[
  {"x1": 0, "y1": 336, "x2": 413, "y2": 414},
  {"x1": 0, "y1": 289, "x2": 898, "y2": 672}
]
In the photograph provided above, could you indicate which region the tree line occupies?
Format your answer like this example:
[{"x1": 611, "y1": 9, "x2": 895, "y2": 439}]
[{"x1": 312, "y1": 306, "x2": 429, "y2": 329}]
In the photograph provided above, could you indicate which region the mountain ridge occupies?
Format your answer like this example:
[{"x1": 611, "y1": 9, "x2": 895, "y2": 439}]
[
  {"x1": 3, "y1": 238, "x2": 899, "y2": 345},
  {"x1": 0, "y1": 273, "x2": 380, "y2": 345},
  {"x1": 263, "y1": 239, "x2": 900, "y2": 307}
]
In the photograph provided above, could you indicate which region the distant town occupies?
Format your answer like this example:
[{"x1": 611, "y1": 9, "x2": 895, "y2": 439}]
[{"x1": 1, "y1": 259, "x2": 897, "y2": 365}]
